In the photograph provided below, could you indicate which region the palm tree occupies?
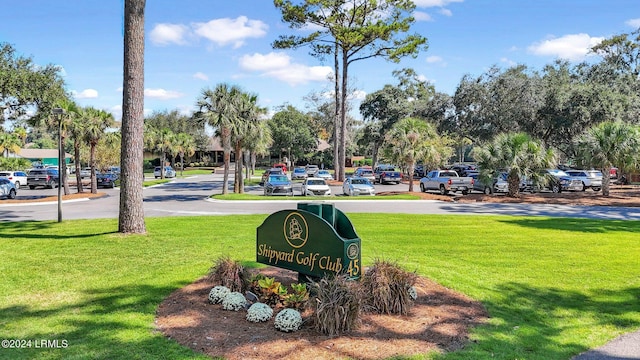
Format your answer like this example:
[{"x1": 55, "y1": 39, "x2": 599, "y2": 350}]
[
  {"x1": 84, "y1": 108, "x2": 115, "y2": 193},
  {"x1": 147, "y1": 128, "x2": 175, "y2": 179},
  {"x1": 474, "y1": 132, "x2": 556, "y2": 198},
  {"x1": 231, "y1": 90, "x2": 266, "y2": 193},
  {"x1": 0, "y1": 131, "x2": 21, "y2": 157},
  {"x1": 175, "y1": 133, "x2": 196, "y2": 177},
  {"x1": 12, "y1": 127, "x2": 28, "y2": 147},
  {"x1": 383, "y1": 118, "x2": 448, "y2": 192},
  {"x1": 574, "y1": 121, "x2": 640, "y2": 196},
  {"x1": 245, "y1": 121, "x2": 273, "y2": 178},
  {"x1": 196, "y1": 84, "x2": 239, "y2": 195},
  {"x1": 119, "y1": 0, "x2": 147, "y2": 234},
  {"x1": 69, "y1": 109, "x2": 88, "y2": 193},
  {"x1": 53, "y1": 99, "x2": 80, "y2": 196}
]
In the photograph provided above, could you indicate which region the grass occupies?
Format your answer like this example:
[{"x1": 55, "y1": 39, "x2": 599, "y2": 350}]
[
  {"x1": 212, "y1": 193, "x2": 421, "y2": 200},
  {"x1": 0, "y1": 215, "x2": 639, "y2": 359}
]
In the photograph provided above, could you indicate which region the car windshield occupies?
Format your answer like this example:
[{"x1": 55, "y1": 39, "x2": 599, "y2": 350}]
[
  {"x1": 549, "y1": 170, "x2": 569, "y2": 177},
  {"x1": 587, "y1": 171, "x2": 603, "y2": 177},
  {"x1": 307, "y1": 179, "x2": 326, "y2": 185},
  {"x1": 294, "y1": 168, "x2": 305, "y2": 173},
  {"x1": 269, "y1": 175, "x2": 288, "y2": 182},
  {"x1": 358, "y1": 170, "x2": 372, "y2": 175},
  {"x1": 351, "y1": 178, "x2": 370, "y2": 185},
  {"x1": 0, "y1": 172, "x2": 10, "y2": 176}
]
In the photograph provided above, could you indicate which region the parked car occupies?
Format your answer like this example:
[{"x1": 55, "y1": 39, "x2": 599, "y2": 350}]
[
  {"x1": 564, "y1": 170, "x2": 603, "y2": 191},
  {"x1": 0, "y1": 178, "x2": 17, "y2": 199},
  {"x1": 154, "y1": 166, "x2": 176, "y2": 179},
  {"x1": 412, "y1": 165, "x2": 426, "y2": 178},
  {"x1": 342, "y1": 177, "x2": 375, "y2": 196},
  {"x1": 521, "y1": 169, "x2": 583, "y2": 193},
  {"x1": 96, "y1": 172, "x2": 119, "y2": 188},
  {"x1": 450, "y1": 163, "x2": 477, "y2": 177},
  {"x1": 80, "y1": 167, "x2": 91, "y2": 178},
  {"x1": 419, "y1": 170, "x2": 474, "y2": 195},
  {"x1": 373, "y1": 165, "x2": 402, "y2": 184},
  {"x1": 260, "y1": 168, "x2": 285, "y2": 185},
  {"x1": 316, "y1": 169, "x2": 333, "y2": 180},
  {"x1": 291, "y1": 167, "x2": 307, "y2": 180},
  {"x1": 263, "y1": 174, "x2": 294, "y2": 196},
  {"x1": 0, "y1": 170, "x2": 28, "y2": 188},
  {"x1": 27, "y1": 168, "x2": 59, "y2": 189},
  {"x1": 354, "y1": 167, "x2": 375, "y2": 183},
  {"x1": 305, "y1": 164, "x2": 319, "y2": 177},
  {"x1": 301, "y1": 177, "x2": 331, "y2": 196},
  {"x1": 469, "y1": 172, "x2": 509, "y2": 195}
]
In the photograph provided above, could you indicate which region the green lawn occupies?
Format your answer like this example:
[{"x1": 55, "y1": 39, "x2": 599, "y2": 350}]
[{"x1": 1, "y1": 215, "x2": 639, "y2": 359}]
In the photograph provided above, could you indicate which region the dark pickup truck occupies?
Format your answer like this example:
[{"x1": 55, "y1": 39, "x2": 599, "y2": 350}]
[{"x1": 373, "y1": 165, "x2": 402, "y2": 184}]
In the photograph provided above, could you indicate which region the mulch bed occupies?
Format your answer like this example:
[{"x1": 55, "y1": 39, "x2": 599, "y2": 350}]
[{"x1": 155, "y1": 267, "x2": 488, "y2": 360}]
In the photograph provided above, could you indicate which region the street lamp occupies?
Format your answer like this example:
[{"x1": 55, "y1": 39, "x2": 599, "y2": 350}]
[{"x1": 52, "y1": 107, "x2": 65, "y2": 223}]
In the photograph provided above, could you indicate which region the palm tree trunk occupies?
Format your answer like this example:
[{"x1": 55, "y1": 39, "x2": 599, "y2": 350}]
[
  {"x1": 602, "y1": 166, "x2": 611, "y2": 197},
  {"x1": 74, "y1": 141, "x2": 83, "y2": 193},
  {"x1": 507, "y1": 173, "x2": 520, "y2": 198},
  {"x1": 408, "y1": 162, "x2": 415, "y2": 192},
  {"x1": 118, "y1": 0, "x2": 147, "y2": 234},
  {"x1": 90, "y1": 143, "x2": 97, "y2": 194},
  {"x1": 221, "y1": 127, "x2": 230, "y2": 195},
  {"x1": 61, "y1": 135, "x2": 70, "y2": 196}
]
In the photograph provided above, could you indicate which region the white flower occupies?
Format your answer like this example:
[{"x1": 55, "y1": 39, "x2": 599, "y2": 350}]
[
  {"x1": 274, "y1": 308, "x2": 302, "y2": 332},
  {"x1": 208, "y1": 286, "x2": 230, "y2": 304},
  {"x1": 246, "y1": 302, "x2": 273, "y2": 323},
  {"x1": 222, "y1": 292, "x2": 247, "y2": 311},
  {"x1": 408, "y1": 286, "x2": 418, "y2": 301}
]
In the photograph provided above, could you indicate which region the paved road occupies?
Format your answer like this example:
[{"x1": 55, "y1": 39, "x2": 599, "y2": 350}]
[{"x1": 2, "y1": 173, "x2": 640, "y2": 222}]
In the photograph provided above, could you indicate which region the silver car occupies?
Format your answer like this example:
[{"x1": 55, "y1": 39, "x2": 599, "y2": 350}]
[
  {"x1": 342, "y1": 177, "x2": 375, "y2": 196},
  {"x1": 0, "y1": 178, "x2": 18, "y2": 199}
]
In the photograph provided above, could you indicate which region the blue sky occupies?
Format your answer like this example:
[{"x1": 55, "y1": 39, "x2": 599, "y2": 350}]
[{"x1": 3, "y1": 0, "x2": 639, "y2": 123}]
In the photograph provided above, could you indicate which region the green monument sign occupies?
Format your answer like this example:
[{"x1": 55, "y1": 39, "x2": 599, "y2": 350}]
[{"x1": 256, "y1": 203, "x2": 362, "y2": 279}]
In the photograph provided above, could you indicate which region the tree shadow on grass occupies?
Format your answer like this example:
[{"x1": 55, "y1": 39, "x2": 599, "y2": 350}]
[
  {"x1": 434, "y1": 283, "x2": 640, "y2": 360},
  {"x1": 0, "y1": 283, "x2": 210, "y2": 360},
  {"x1": 497, "y1": 217, "x2": 640, "y2": 234}
]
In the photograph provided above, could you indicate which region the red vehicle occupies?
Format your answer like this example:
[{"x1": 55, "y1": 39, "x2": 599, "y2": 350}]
[{"x1": 273, "y1": 163, "x2": 287, "y2": 174}]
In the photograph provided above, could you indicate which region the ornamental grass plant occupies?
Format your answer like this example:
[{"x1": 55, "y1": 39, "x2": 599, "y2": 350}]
[
  {"x1": 312, "y1": 275, "x2": 362, "y2": 336},
  {"x1": 207, "y1": 255, "x2": 248, "y2": 292},
  {"x1": 361, "y1": 259, "x2": 418, "y2": 315}
]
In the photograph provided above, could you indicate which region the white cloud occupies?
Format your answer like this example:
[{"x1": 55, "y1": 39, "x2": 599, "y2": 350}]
[
  {"x1": 439, "y1": 8, "x2": 452, "y2": 16},
  {"x1": 239, "y1": 52, "x2": 292, "y2": 71},
  {"x1": 192, "y1": 16, "x2": 267, "y2": 48},
  {"x1": 500, "y1": 57, "x2": 517, "y2": 67},
  {"x1": 150, "y1": 23, "x2": 189, "y2": 45},
  {"x1": 239, "y1": 52, "x2": 332, "y2": 86},
  {"x1": 193, "y1": 72, "x2": 209, "y2": 81},
  {"x1": 426, "y1": 55, "x2": 443, "y2": 64},
  {"x1": 73, "y1": 89, "x2": 99, "y2": 99},
  {"x1": 412, "y1": 0, "x2": 463, "y2": 8},
  {"x1": 626, "y1": 18, "x2": 640, "y2": 28},
  {"x1": 528, "y1": 33, "x2": 605, "y2": 61},
  {"x1": 414, "y1": 11, "x2": 433, "y2": 21},
  {"x1": 144, "y1": 88, "x2": 184, "y2": 100}
]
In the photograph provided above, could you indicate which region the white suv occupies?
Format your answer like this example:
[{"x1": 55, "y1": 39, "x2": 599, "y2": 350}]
[
  {"x1": 0, "y1": 170, "x2": 28, "y2": 188},
  {"x1": 564, "y1": 170, "x2": 603, "y2": 191}
]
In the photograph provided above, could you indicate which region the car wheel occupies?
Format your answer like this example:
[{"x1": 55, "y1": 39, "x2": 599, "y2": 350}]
[
  {"x1": 29, "y1": 185, "x2": 35, "y2": 190},
  {"x1": 420, "y1": 183, "x2": 425, "y2": 193},
  {"x1": 8, "y1": 189, "x2": 16, "y2": 199},
  {"x1": 15, "y1": 181, "x2": 20, "y2": 188},
  {"x1": 349, "y1": 188, "x2": 354, "y2": 196},
  {"x1": 580, "y1": 182, "x2": 586, "y2": 192},
  {"x1": 483, "y1": 186, "x2": 492, "y2": 195},
  {"x1": 592, "y1": 187, "x2": 601, "y2": 192},
  {"x1": 439, "y1": 185, "x2": 448, "y2": 195},
  {"x1": 551, "y1": 184, "x2": 560, "y2": 193},
  {"x1": 47, "y1": 180, "x2": 55, "y2": 189},
  {"x1": 462, "y1": 190, "x2": 469, "y2": 195},
  {"x1": 110, "y1": 182, "x2": 115, "y2": 188}
]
